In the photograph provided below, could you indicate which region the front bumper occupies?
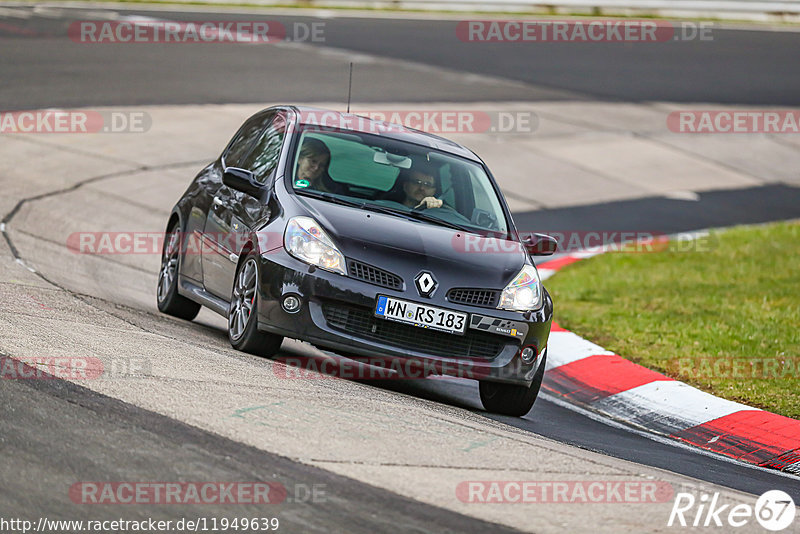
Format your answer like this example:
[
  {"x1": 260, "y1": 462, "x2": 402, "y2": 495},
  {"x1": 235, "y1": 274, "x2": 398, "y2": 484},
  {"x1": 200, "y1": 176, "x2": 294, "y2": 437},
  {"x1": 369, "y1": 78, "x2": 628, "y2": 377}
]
[{"x1": 256, "y1": 250, "x2": 553, "y2": 386}]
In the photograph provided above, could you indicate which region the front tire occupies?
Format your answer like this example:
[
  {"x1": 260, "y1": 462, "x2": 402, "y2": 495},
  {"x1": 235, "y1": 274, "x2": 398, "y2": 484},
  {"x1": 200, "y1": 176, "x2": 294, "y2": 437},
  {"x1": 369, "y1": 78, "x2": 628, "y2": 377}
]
[
  {"x1": 479, "y1": 349, "x2": 547, "y2": 417},
  {"x1": 228, "y1": 252, "x2": 283, "y2": 358},
  {"x1": 157, "y1": 222, "x2": 201, "y2": 321}
]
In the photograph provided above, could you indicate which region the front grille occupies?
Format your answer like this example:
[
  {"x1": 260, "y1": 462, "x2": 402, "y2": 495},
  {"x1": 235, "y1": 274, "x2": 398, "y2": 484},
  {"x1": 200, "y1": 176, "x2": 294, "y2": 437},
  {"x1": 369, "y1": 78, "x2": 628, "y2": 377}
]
[
  {"x1": 348, "y1": 260, "x2": 403, "y2": 290},
  {"x1": 322, "y1": 301, "x2": 510, "y2": 361},
  {"x1": 447, "y1": 288, "x2": 501, "y2": 308}
]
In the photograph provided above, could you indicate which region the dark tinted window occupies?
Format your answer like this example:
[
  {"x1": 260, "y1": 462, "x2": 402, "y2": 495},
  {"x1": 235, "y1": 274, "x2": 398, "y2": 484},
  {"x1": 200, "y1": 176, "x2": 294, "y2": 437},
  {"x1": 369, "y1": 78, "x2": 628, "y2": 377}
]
[
  {"x1": 223, "y1": 111, "x2": 274, "y2": 168},
  {"x1": 242, "y1": 114, "x2": 286, "y2": 184}
]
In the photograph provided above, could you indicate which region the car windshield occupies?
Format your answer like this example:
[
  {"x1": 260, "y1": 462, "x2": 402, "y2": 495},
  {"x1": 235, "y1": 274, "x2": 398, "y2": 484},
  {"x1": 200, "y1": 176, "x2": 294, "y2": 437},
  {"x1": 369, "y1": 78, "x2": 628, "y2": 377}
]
[{"x1": 289, "y1": 128, "x2": 509, "y2": 235}]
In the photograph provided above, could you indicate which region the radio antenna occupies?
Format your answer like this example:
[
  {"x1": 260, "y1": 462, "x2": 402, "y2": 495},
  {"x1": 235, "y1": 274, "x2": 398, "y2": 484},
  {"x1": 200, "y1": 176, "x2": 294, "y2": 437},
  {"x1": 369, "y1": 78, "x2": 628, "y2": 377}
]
[{"x1": 346, "y1": 62, "x2": 353, "y2": 113}]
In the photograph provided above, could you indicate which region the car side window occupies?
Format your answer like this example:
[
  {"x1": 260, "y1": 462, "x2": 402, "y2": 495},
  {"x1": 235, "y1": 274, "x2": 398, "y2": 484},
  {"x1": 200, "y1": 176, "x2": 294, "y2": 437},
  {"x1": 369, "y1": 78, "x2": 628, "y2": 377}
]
[
  {"x1": 222, "y1": 111, "x2": 275, "y2": 168},
  {"x1": 242, "y1": 114, "x2": 286, "y2": 184}
]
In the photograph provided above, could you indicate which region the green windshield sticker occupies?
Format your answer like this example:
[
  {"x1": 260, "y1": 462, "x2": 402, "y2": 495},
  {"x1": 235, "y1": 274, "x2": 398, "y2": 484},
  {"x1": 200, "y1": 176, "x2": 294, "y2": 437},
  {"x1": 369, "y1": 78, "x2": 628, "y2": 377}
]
[{"x1": 295, "y1": 179, "x2": 310, "y2": 188}]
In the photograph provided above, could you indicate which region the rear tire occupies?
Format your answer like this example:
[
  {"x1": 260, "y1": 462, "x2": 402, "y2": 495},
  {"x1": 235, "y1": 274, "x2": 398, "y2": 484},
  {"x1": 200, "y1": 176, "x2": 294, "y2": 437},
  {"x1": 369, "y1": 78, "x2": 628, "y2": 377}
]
[
  {"x1": 157, "y1": 222, "x2": 201, "y2": 321},
  {"x1": 228, "y1": 252, "x2": 283, "y2": 358},
  {"x1": 479, "y1": 349, "x2": 547, "y2": 417}
]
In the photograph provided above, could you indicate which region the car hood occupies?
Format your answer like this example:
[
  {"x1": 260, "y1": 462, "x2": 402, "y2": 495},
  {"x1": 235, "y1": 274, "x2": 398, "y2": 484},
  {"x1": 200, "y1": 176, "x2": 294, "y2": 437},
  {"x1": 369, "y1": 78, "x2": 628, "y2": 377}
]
[{"x1": 299, "y1": 196, "x2": 527, "y2": 290}]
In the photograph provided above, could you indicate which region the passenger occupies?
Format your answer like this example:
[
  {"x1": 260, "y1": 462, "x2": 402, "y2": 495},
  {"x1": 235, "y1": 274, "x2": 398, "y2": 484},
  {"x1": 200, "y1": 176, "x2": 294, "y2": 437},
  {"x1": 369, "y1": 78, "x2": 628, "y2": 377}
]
[{"x1": 295, "y1": 138, "x2": 345, "y2": 195}]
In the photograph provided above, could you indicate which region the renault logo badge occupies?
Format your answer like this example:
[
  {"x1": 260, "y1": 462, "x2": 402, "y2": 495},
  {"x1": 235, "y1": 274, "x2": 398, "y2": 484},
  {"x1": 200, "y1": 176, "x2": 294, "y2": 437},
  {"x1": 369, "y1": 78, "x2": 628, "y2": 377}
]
[{"x1": 415, "y1": 271, "x2": 437, "y2": 298}]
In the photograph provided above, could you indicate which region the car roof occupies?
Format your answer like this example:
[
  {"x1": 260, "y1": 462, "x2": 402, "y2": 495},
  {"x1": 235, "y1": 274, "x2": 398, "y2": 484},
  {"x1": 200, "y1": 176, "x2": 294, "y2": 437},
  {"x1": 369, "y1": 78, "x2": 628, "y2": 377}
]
[{"x1": 286, "y1": 105, "x2": 482, "y2": 163}]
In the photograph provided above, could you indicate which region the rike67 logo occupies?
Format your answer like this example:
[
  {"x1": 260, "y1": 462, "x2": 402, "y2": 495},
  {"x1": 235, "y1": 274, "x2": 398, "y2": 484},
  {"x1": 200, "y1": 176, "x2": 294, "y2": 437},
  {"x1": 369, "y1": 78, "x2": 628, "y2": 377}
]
[{"x1": 668, "y1": 490, "x2": 796, "y2": 531}]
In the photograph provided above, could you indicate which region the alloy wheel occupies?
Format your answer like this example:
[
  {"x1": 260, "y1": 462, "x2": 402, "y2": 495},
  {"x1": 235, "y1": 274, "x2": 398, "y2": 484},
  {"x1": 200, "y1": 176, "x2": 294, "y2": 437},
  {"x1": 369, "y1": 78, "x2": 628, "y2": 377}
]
[
  {"x1": 157, "y1": 230, "x2": 180, "y2": 303},
  {"x1": 229, "y1": 258, "x2": 257, "y2": 341}
]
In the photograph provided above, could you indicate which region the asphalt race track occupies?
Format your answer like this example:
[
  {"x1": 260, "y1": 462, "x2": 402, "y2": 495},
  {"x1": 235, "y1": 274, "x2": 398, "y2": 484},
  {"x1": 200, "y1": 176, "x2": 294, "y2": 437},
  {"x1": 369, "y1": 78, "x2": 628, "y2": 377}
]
[
  {"x1": 4, "y1": 8, "x2": 800, "y2": 108},
  {"x1": 1, "y1": 4, "x2": 800, "y2": 532}
]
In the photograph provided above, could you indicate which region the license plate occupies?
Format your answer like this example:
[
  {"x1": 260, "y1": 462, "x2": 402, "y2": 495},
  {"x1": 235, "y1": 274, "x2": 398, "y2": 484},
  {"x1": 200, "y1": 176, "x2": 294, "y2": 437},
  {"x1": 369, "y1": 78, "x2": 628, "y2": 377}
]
[{"x1": 374, "y1": 296, "x2": 467, "y2": 335}]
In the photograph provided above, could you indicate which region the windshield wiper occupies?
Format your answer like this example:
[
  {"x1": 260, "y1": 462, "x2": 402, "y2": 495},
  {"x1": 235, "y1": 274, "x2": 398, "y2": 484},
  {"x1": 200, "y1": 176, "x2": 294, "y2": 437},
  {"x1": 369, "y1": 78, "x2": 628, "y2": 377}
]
[
  {"x1": 296, "y1": 190, "x2": 365, "y2": 208},
  {"x1": 297, "y1": 190, "x2": 469, "y2": 232},
  {"x1": 297, "y1": 190, "x2": 415, "y2": 220},
  {"x1": 352, "y1": 203, "x2": 469, "y2": 231},
  {"x1": 400, "y1": 209, "x2": 471, "y2": 232},
  {"x1": 356, "y1": 203, "x2": 418, "y2": 220}
]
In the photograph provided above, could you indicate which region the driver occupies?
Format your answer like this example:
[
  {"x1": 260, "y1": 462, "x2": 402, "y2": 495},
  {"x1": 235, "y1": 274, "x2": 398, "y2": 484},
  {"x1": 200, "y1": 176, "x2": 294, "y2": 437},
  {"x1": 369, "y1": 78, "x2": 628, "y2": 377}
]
[{"x1": 398, "y1": 164, "x2": 443, "y2": 210}]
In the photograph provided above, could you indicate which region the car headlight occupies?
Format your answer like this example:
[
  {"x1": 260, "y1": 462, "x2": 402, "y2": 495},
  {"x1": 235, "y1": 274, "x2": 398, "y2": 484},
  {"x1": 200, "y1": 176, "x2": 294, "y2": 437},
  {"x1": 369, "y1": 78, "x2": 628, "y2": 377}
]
[
  {"x1": 497, "y1": 264, "x2": 542, "y2": 311},
  {"x1": 284, "y1": 216, "x2": 346, "y2": 275}
]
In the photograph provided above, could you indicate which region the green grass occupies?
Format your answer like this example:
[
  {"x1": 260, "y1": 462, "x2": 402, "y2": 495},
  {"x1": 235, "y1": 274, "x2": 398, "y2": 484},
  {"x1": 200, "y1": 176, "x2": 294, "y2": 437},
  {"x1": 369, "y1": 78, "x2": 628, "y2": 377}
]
[{"x1": 545, "y1": 221, "x2": 800, "y2": 419}]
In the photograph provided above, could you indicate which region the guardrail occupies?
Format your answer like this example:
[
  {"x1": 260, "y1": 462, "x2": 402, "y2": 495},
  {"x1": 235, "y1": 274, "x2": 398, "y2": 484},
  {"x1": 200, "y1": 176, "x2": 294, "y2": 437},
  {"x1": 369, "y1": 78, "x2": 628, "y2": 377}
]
[
  {"x1": 122, "y1": 0, "x2": 800, "y2": 21},
  {"x1": 468, "y1": 0, "x2": 800, "y2": 14}
]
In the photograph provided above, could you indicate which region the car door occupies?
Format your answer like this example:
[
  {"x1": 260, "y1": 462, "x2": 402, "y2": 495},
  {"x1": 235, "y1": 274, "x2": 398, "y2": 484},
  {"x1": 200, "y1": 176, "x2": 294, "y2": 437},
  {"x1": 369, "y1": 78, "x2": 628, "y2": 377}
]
[
  {"x1": 202, "y1": 111, "x2": 286, "y2": 299},
  {"x1": 201, "y1": 110, "x2": 274, "y2": 298},
  {"x1": 180, "y1": 163, "x2": 222, "y2": 284}
]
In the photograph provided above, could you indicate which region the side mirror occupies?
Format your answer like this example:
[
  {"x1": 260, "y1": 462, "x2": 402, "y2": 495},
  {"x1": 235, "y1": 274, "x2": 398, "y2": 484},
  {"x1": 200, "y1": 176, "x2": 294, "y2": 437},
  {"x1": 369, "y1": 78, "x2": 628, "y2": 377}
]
[
  {"x1": 223, "y1": 167, "x2": 264, "y2": 197},
  {"x1": 523, "y1": 233, "x2": 558, "y2": 256}
]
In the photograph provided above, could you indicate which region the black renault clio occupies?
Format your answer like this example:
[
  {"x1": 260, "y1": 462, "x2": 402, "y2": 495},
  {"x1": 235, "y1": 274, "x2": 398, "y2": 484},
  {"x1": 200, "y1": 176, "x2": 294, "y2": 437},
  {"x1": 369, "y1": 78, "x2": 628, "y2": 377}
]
[{"x1": 157, "y1": 106, "x2": 556, "y2": 416}]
